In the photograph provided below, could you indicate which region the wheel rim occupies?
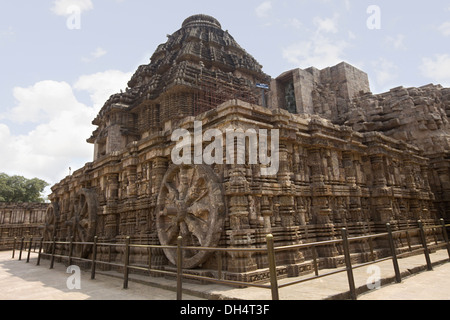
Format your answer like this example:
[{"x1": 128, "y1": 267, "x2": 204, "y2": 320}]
[
  {"x1": 156, "y1": 164, "x2": 225, "y2": 269},
  {"x1": 44, "y1": 204, "x2": 59, "y2": 251},
  {"x1": 67, "y1": 189, "x2": 98, "y2": 258}
]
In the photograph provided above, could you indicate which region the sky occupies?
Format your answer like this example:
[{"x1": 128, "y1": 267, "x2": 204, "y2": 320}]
[{"x1": 1, "y1": 0, "x2": 450, "y2": 197}]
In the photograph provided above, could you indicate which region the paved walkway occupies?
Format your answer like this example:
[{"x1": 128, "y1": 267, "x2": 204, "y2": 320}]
[
  {"x1": 358, "y1": 262, "x2": 450, "y2": 300},
  {"x1": 1, "y1": 249, "x2": 449, "y2": 300},
  {"x1": 0, "y1": 251, "x2": 201, "y2": 300}
]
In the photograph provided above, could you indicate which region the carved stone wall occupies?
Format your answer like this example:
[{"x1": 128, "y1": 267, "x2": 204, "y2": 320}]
[
  {"x1": 270, "y1": 66, "x2": 450, "y2": 224},
  {"x1": 269, "y1": 62, "x2": 371, "y2": 120},
  {"x1": 48, "y1": 100, "x2": 438, "y2": 280},
  {"x1": 342, "y1": 85, "x2": 450, "y2": 221},
  {"x1": 45, "y1": 14, "x2": 446, "y2": 282},
  {"x1": 0, "y1": 203, "x2": 47, "y2": 249}
]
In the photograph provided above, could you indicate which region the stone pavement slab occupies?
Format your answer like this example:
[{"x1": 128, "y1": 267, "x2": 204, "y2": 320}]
[
  {"x1": 0, "y1": 251, "x2": 202, "y2": 300},
  {"x1": 1, "y1": 248, "x2": 449, "y2": 300},
  {"x1": 95, "y1": 248, "x2": 450, "y2": 300},
  {"x1": 358, "y1": 262, "x2": 450, "y2": 300}
]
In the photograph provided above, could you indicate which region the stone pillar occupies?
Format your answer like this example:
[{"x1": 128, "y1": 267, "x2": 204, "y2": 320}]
[
  {"x1": 437, "y1": 166, "x2": 450, "y2": 221},
  {"x1": 152, "y1": 158, "x2": 168, "y2": 195},
  {"x1": 105, "y1": 174, "x2": 119, "y2": 240},
  {"x1": 371, "y1": 154, "x2": 387, "y2": 188},
  {"x1": 261, "y1": 196, "x2": 273, "y2": 230},
  {"x1": 342, "y1": 151, "x2": 356, "y2": 185},
  {"x1": 309, "y1": 147, "x2": 339, "y2": 259},
  {"x1": 277, "y1": 144, "x2": 296, "y2": 228},
  {"x1": 227, "y1": 166, "x2": 251, "y2": 230},
  {"x1": 126, "y1": 166, "x2": 137, "y2": 199},
  {"x1": 225, "y1": 165, "x2": 258, "y2": 274},
  {"x1": 404, "y1": 160, "x2": 417, "y2": 190},
  {"x1": 369, "y1": 154, "x2": 394, "y2": 238}
]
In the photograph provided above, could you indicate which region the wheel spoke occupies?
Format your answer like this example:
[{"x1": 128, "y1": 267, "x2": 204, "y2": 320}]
[
  {"x1": 179, "y1": 167, "x2": 191, "y2": 201},
  {"x1": 165, "y1": 182, "x2": 179, "y2": 201},
  {"x1": 188, "y1": 166, "x2": 199, "y2": 193},
  {"x1": 80, "y1": 200, "x2": 88, "y2": 218},
  {"x1": 156, "y1": 165, "x2": 224, "y2": 269},
  {"x1": 165, "y1": 223, "x2": 179, "y2": 243},
  {"x1": 179, "y1": 222, "x2": 200, "y2": 259},
  {"x1": 161, "y1": 206, "x2": 178, "y2": 217},
  {"x1": 184, "y1": 213, "x2": 207, "y2": 246},
  {"x1": 186, "y1": 184, "x2": 208, "y2": 207}
]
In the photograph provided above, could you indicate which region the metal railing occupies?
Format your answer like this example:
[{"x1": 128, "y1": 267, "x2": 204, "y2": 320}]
[{"x1": 9, "y1": 219, "x2": 450, "y2": 300}]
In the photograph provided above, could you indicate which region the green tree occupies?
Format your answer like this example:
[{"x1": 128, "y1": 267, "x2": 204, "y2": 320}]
[{"x1": 0, "y1": 173, "x2": 49, "y2": 203}]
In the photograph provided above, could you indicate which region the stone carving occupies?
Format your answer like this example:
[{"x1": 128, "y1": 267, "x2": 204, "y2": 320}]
[
  {"x1": 43, "y1": 14, "x2": 447, "y2": 282},
  {"x1": 285, "y1": 82, "x2": 297, "y2": 114},
  {"x1": 156, "y1": 164, "x2": 225, "y2": 268},
  {"x1": 43, "y1": 203, "x2": 59, "y2": 251},
  {"x1": 65, "y1": 189, "x2": 98, "y2": 258},
  {"x1": 0, "y1": 203, "x2": 47, "y2": 249}
]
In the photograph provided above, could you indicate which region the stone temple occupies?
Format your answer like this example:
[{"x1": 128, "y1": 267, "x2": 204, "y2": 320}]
[{"x1": 45, "y1": 14, "x2": 450, "y2": 281}]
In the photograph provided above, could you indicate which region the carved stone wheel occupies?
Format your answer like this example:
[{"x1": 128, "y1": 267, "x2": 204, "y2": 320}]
[
  {"x1": 66, "y1": 189, "x2": 98, "y2": 258},
  {"x1": 43, "y1": 203, "x2": 59, "y2": 251},
  {"x1": 156, "y1": 164, "x2": 225, "y2": 269}
]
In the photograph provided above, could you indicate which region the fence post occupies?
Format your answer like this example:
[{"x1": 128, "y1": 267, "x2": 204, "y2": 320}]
[
  {"x1": 418, "y1": 220, "x2": 433, "y2": 271},
  {"x1": 19, "y1": 237, "x2": 25, "y2": 261},
  {"x1": 19, "y1": 237, "x2": 24, "y2": 261},
  {"x1": 26, "y1": 237, "x2": 33, "y2": 263},
  {"x1": 386, "y1": 223, "x2": 401, "y2": 283},
  {"x1": 216, "y1": 251, "x2": 223, "y2": 280},
  {"x1": 440, "y1": 219, "x2": 450, "y2": 261},
  {"x1": 68, "y1": 236, "x2": 74, "y2": 266},
  {"x1": 123, "y1": 236, "x2": 130, "y2": 289},
  {"x1": 177, "y1": 236, "x2": 183, "y2": 301},
  {"x1": 406, "y1": 229, "x2": 412, "y2": 252},
  {"x1": 368, "y1": 237, "x2": 375, "y2": 261},
  {"x1": 148, "y1": 246, "x2": 152, "y2": 272},
  {"x1": 312, "y1": 246, "x2": 319, "y2": 276},
  {"x1": 12, "y1": 237, "x2": 17, "y2": 259},
  {"x1": 108, "y1": 244, "x2": 112, "y2": 270},
  {"x1": 266, "y1": 234, "x2": 280, "y2": 301},
  {"x1": 50, "y1": 237, "x2": 56, "y2": 269},
  {"x1": 36, "y1": 237, "x2": 43, "y2": 266},
  {"x1": 341, "y1": 228, "x2": 357, "y2": 300},
  {"x1": 91, "y1": 236, "x2": 98, "y2": 280}
]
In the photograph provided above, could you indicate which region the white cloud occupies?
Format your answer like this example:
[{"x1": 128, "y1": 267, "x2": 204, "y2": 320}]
[
  {"x1": 283, "y1": 35, "x2": 348, "y2": 69},
  {"x1": 91, "y1": 47, "x2": 107, "y2": 58},
  {"x1": 8, "y1": 81, "x2": 85, "y2": 124},
  {"x1": 0, "y1": 82, "x2": 95, "y2": 184},
  {"x1": 74, "y1": 70, "x2": 133, "y2": 109},
  {"x1": 344, "y1": 0, "x2": 351, "y2": 11},
  {"x1": 282, "y1": 14, "x2": 347, "y2": 69},
  {"x1": 438, "y1": 22, "x2": 450, "y2": 36},
  {"x1": 313, "y1": 15, "x2": 339, "y2": 34},
  {"x1": 372, "y1": 58, "x2": 399, "y2": 89},
  {"x1": 256, "y1": 1, "x2": 272, "y2": 19},
  {"x1": 285, "y1": 18, "x2": 302, "y2": 30},
  {"x1": 1, "y1": 26, "x2": 14, "y2": 38},
  {"x1": 51, "y1": 0, "x2": 94, "y2": 16},
  {"x1": 420, "y1": 54, "x2": 450, "y2": 86},
  {"x1": 385, "y1": 34, "x2": 406, "y2": 50},
  {"x1": 348, "y1": 31, "x2": 356, "y2": 40},
  {"x1": 0, "y1": 70, "x2": 132, "y2": 186},
  {"x1": 82, "y1": 47, "x2": 107, "y2": 62}
]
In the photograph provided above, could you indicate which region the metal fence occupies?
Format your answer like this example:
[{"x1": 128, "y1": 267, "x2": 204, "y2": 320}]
[{"x1": 8, "y1": 219, "x2": 450, "y2": 300}]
